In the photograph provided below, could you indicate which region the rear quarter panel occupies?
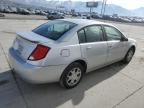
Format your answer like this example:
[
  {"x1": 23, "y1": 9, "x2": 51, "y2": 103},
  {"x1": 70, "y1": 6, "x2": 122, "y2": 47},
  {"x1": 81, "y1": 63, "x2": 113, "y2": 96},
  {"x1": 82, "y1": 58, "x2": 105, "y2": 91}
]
[{"x1": 43, "y1": 33, "x2": 83, "y2": 66}]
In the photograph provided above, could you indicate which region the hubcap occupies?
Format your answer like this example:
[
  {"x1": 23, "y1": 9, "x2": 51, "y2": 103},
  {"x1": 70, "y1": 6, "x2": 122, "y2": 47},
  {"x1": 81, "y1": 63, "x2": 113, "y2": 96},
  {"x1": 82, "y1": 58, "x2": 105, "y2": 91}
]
[
  {"x1": 66, "y1": 67, "x2": 82, "y2": 86},
  {"x1": 127, "y1": 50, "x2": 134, "y2": 61}
]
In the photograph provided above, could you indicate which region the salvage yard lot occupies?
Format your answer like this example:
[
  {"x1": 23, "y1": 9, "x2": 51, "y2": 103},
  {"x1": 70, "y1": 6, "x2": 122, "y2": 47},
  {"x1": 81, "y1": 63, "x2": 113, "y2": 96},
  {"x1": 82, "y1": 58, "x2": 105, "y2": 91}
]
[{"x1": 0, "y1": 18, "x2": 144, "y2": 108}]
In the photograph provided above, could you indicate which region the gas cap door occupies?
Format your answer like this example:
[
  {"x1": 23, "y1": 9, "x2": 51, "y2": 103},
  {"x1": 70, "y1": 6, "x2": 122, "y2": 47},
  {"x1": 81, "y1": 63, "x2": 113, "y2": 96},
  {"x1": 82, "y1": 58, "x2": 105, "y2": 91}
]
[{"x1": 60, "y1": 49, "x2": 70, "y2": 57}]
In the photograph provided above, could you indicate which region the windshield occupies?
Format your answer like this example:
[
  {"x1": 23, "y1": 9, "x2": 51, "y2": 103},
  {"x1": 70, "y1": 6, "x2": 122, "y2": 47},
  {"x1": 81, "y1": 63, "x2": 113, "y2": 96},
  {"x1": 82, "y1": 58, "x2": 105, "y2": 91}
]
[
  {"x1": 32, "y1": 20, "x2": 77, "y2": 40},
  {"x1": 51, "y1": 13, "x2": 57, "y2": 15}
]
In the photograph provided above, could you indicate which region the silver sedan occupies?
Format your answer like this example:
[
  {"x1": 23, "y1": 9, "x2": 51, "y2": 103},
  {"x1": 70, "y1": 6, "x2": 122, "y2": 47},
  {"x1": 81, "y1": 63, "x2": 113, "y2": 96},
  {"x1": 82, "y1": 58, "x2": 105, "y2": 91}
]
[{"x1": 8, "y1": 19, "x2": 136, "y2": 88}]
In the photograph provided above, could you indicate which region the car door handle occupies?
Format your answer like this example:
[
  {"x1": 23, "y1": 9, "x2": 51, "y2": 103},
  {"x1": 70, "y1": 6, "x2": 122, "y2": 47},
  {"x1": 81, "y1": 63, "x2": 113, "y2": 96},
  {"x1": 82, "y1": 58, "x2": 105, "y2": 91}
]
[
  {"x1": 108, "y1": 44, "x2": 113, "y2": 48},
  {"x1": 86, "y1": 46, "x2": 92, "y2": 49},
  {"x1": 108, "y1": 45, "x2": 112, "y2": 48}
]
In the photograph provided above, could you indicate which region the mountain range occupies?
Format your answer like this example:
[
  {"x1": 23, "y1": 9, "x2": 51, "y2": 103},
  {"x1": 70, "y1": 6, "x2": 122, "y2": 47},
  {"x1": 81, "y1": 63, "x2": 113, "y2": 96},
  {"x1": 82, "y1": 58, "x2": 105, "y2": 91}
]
[{"x1": 1, "y1": 0, "x2": 144, "y2": 17}]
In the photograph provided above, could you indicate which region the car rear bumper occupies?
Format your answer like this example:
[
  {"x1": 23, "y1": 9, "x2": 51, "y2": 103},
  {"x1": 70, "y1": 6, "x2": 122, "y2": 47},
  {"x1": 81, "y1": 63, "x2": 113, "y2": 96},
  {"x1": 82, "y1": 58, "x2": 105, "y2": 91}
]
[{"x1": 8, "y1": 48, "x2": 66, "y2": 84}]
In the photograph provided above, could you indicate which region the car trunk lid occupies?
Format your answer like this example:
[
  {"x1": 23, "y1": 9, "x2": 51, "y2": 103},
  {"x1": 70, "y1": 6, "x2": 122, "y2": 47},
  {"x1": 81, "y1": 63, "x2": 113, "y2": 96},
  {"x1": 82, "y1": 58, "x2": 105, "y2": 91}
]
[{"x1": 13, "y1": 32, "x2": 54, "y2": 61}]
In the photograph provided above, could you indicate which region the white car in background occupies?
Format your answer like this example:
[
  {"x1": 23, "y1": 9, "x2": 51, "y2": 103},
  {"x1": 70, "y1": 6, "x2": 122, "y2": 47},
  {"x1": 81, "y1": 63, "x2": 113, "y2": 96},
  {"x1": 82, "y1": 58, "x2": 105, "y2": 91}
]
[{"x1": 8, "y1": 19, "x2": 136, "y2": 89}]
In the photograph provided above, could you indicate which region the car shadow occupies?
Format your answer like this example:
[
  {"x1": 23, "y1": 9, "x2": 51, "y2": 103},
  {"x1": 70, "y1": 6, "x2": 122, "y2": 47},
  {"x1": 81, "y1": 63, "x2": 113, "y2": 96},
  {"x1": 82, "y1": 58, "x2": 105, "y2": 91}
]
[
  {"x1": 0, "y1": 61, "x2": 127, "y2": 108},
  {"x1": 0, "y1": 70, "x2": 28, "y2": 108},
  {"x1": 14, "y1": 61, "x2": 127, "y2": 108}
]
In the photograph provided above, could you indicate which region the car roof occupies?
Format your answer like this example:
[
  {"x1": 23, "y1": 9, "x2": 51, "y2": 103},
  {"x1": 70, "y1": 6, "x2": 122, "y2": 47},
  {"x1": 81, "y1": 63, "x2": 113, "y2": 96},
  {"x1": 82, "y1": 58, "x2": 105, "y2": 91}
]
[
  {"x1": 59, "y1": 18, "x2": 113, "y2": 26},
  {"x1": 56, "y1": 19, "x2": 120, "y2": 42}
]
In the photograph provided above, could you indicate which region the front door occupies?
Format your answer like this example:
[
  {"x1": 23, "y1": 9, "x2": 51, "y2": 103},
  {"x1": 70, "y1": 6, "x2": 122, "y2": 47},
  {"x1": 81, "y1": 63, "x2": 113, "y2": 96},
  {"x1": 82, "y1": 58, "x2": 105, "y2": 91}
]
[{"x1": 103, "y1": 25, "x2": 127, "y2": 63}]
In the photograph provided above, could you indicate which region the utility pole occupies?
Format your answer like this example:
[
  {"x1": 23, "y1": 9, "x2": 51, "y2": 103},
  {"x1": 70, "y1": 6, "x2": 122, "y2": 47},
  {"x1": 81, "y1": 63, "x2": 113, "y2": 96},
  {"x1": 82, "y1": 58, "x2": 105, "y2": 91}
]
[
  {"x1": 103, "y1": 0, "x2": 107, "y2": 16},
  {"x1": 101, "y1": 0, "x2": 107, "y2": 16},
  {"x1": 90, "y1": 7, "x2": 92, "y2": 17},
  {"x1": 101, "y1": 0, "x2": 105, "y2": 16}
]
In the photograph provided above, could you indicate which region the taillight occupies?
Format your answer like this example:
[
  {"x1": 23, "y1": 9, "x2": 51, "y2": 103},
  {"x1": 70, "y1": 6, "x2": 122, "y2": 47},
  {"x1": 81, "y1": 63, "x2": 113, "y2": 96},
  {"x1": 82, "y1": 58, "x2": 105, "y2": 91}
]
[{"x1": 28, "y1": 44, "x2": 50, "y2": 61}]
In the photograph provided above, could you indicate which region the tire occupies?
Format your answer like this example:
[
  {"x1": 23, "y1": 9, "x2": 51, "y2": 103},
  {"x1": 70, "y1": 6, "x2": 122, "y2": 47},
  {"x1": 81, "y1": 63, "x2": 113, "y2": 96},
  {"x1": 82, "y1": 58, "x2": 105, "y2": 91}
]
[
  {"x1": 60, "y1": 62, "x2": 84, "y2": 89},
  {"x1": 122, "y1": 47, "x2": 135, "y2": 63}
]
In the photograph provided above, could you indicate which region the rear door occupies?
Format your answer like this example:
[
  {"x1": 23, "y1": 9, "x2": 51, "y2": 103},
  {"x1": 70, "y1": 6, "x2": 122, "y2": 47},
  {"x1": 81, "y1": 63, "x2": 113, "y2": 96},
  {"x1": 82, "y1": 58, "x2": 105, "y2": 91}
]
[
  {"x1": 78, "y1": 25, "x2": 108, "y2": 71},
  {"x1": 103, "y1": 25, "x2": 127, "y2": 63}
]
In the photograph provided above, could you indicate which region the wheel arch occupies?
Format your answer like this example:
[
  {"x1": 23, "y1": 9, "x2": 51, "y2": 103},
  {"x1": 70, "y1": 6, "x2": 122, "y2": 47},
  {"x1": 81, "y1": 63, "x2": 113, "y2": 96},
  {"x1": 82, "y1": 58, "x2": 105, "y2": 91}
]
[
  {"x1": 130, "y1": 45, "x2": 136, "y2": 53},
  {"x1": 72, "y1": 59, "x2": 87, "y2": 73},
  {"x1": 59, "y1": 59, "x2": 87, "y2": 88},
  {"x1": 61, "y1": 59, "x2": 87, "y2": 77}
]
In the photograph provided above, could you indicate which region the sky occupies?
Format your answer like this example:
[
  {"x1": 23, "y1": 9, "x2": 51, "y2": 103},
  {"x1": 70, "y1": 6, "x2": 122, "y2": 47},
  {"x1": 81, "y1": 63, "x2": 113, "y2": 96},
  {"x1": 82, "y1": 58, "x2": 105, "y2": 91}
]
[
  {"x1": 47, "y1": 0, "x2": 144, "y2": 10},
  {"x1": 107, "y1": 0, "x2": 144, "y2": 10}
]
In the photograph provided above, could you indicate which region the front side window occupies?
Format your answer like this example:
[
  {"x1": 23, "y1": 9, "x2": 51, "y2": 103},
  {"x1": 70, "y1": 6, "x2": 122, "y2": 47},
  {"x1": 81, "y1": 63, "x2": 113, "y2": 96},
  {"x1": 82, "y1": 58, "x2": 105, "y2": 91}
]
[
  {"x1": 32, "y1": 20, "x2": 77, "y2": 40},
  {"x1": 104, "y1": 26, "x2": 122, "y2": 41}
]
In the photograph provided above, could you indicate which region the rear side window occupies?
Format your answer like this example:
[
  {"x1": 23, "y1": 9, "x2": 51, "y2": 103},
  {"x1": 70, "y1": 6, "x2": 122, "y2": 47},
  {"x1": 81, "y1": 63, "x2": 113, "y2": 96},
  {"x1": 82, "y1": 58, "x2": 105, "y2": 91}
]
[
  {"x1": 77, "y1": 25, "x2": 103, "y2": 43},
  {"x1": 32, "y1": 20, "x2": 77, "y2": 40},
  {"x1": 77, "y1": 29, "x2": 86, "y2": 43},
  {"x1": 84, "y1": 26, "x2": 103, "y2": 42}
]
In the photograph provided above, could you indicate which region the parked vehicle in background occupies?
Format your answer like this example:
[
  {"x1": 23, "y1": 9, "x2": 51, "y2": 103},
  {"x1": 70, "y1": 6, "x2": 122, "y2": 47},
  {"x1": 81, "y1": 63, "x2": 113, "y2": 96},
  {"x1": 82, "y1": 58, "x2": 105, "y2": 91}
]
[
  {"x1": 72, "y1": 13, "x2": 79, "y2": 17},
  {"x1": 8, "y1": 19, "x2": 136, "y2": 89},
  {"x1": 47, "y1": 12, "x2": 64, "y2": 20},
  {"x1": 79, "y1": 14, "x2": 87, "y2": 19},
  {"x1": 86, "y1": 14, "x2": 91, "y2": 19},
  {"x1": 17, "y1": 8, "x2": 31, "y2": 15},
  {"x1": 0, "y1": 13, "x2": 5, "y2": 17},
  {"x1": 35, "y1": 10, "x2": 47, "y2": 15}
]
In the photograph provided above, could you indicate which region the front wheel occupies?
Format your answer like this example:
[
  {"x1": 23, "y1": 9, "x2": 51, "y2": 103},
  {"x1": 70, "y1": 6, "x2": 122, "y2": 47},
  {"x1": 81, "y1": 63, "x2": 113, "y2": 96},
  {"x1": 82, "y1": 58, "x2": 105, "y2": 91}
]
[
  {"x1": 60, "y1": 62, "x2": 84, "y2": 89},
  {"x1": 123, "y1": 47, "x2": 135, "y2": 63}
]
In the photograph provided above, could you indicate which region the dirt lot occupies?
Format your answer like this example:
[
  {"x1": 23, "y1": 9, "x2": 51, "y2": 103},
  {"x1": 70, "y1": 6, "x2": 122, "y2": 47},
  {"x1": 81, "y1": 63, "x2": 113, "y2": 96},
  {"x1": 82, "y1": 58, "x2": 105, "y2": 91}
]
[{"x1": 0, "y1": 18, "x2": 144, "y2": 108}]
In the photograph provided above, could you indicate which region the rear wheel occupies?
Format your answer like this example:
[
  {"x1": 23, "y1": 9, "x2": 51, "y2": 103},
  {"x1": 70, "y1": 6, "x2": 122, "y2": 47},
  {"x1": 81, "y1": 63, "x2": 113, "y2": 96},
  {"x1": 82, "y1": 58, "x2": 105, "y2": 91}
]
[
  {"x1": 60, "y1": 62, "x2": 84, "y2": 89},
  {"x1": 123, "y1": 47, "x2": 135, "y2": 63}
]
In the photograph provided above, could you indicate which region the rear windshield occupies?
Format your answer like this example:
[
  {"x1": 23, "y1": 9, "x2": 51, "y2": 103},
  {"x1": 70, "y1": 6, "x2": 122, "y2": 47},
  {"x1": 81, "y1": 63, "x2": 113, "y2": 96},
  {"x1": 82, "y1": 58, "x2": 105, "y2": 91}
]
[{"x1": 32, "y1": 20, "x2": 77, "y2": 40}]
